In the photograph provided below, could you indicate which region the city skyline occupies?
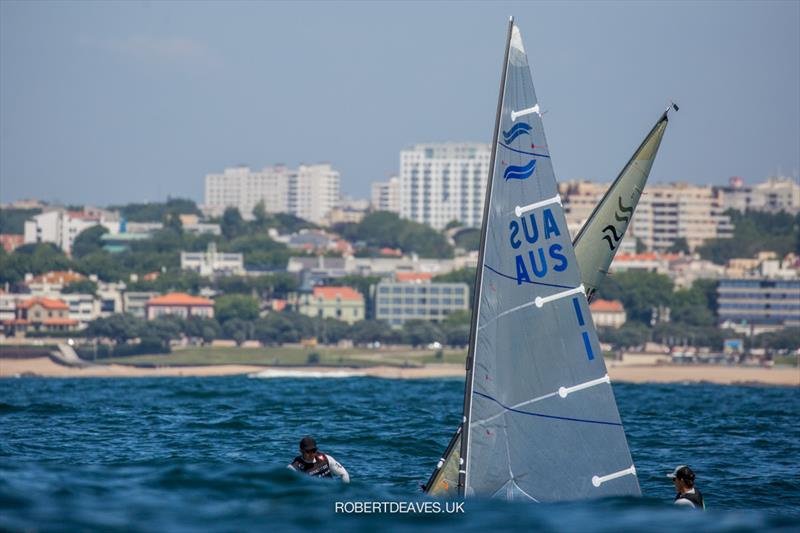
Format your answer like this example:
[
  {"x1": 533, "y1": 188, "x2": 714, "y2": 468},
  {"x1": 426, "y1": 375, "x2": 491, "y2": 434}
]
[{"x1": 1, "y1": 1, "x2": 798, "y2": 206}]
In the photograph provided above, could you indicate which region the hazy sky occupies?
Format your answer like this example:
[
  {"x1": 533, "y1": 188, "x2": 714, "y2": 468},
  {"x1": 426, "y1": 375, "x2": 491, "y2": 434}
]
[{"x1": 1, "y1": 1, "x2": 798, "y2": 206}]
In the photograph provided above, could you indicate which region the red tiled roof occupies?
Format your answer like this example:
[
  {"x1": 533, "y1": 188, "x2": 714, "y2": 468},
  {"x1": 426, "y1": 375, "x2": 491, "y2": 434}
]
[
  {"x1": 312, "y1": 286, "x2": 363, "y2": 302},
  {"x1": 396, "y1": 272, "x2": 433, "y2": 283},
  {"x1": 590, "y1": 299, "x2": 625, "y2": 313},
  {"x1": 28, "y1": 271, "x2": 86, "y2": 285},
  {"x1": 18, "y1": 297, "x2": 69, "y2": 310},
  {"x1": 147, "y1": 292, "x2": 214, "y2": 307}
]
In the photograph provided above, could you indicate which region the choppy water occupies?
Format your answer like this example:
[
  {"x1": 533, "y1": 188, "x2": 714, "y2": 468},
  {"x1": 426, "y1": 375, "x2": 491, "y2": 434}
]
[{"x1": 1, "y1": 376, "x2": 798, "y2": 532}]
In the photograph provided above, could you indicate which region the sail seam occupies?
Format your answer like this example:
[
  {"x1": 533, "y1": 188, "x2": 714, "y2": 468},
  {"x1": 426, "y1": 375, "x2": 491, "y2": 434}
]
[
  {"x1": 473, "y1": 391, "x2": 622, "y2": 427},
  {"x1": 473, "y1": 391, "x2": 559, "y2": 426},
  {"x1": 484, "y1": 264, "x2": 573, "y2": 289},
  {"x1": 498, "y1": 142, "x2": 551, "y2": 158}
]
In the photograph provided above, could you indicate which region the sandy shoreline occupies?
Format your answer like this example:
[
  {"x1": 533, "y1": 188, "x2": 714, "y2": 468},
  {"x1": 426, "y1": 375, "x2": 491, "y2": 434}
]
[{"x1": 0, "y1": 357, "x2": 797, "y2": 385}]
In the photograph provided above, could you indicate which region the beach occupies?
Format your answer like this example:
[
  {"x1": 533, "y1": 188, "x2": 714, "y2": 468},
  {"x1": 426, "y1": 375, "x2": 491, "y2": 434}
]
[{"x1": 1, "y1": 357, "x2": 797, "y2": 385}]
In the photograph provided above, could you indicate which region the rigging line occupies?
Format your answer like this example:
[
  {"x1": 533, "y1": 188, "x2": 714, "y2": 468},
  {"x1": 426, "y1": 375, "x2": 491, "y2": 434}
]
[
  {"x1": 484, "y1": 264, "x2": 573, "y2": 290},
  {"x1": 497, "y1": 142, "x2": 551, "y2": 158},
  {"x1": 472, "y1": 391, "x2": 623, "y2": 427}
]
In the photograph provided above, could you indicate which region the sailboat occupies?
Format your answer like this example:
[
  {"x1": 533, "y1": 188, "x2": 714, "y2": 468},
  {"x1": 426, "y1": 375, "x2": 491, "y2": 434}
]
[{"x1": 425, "y1": 18, "x2": 675, "y2": 501}]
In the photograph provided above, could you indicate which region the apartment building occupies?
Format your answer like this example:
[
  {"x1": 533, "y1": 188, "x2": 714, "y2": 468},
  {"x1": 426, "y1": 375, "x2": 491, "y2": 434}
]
[
  {"x1": 375, "y1": 279, "x2": 469, "y2": 327},
  {"x1": 204, "y1": 164, "x2": 340, "y2": 225},
  {"x1": 560, "y1": 180, "x2": 733, "y2": 251},
  {"x1": 371, "y1": 176, "x2": 401, "y2": 213},
  {"x1": 400, "y1": 143, "x2": 491, "y2": 230},
  {"x1": 717, "y1": 278, "x2": 800, "y2": 335}
]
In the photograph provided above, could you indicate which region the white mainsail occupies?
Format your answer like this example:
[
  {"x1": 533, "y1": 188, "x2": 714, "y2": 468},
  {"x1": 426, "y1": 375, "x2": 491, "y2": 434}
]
[{"x1": 456, "y1": 19, "x2": 640, "y2": 501}]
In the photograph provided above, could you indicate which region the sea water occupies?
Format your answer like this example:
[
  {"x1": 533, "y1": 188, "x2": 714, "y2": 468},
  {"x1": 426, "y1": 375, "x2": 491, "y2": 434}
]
[{"x1": 1, "y1": 376, "x2": 798, "y2": 532}]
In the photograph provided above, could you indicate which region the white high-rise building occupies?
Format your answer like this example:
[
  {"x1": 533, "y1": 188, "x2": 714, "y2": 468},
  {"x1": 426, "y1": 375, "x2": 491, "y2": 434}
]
[
  {"x1": 204, "y1": 164, "x2": 340, "y2": 225},
  {"x1": 400, "y1": 143, "x2": 491, "y2": 230},
  {"x1": 23, "y1": 209, "x2": 118, "y2": 255},
  {"x1": 371, "y1": 176, "x2": 400, "y2": 213}
]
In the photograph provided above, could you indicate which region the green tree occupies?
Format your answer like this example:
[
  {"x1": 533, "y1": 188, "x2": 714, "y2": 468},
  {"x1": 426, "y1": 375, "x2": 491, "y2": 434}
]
[
  {"x1": 667, "y1": 237, "x2": 690, "y2": 254},
  {"x1": 252, "y1": 201, "x2": 269, "y2": 228},
  {"x1": 74, "y1": 251, "x2": 125, "y2": 282},
  {"x1": 221, "y1": 207, "x2": 246, "y2": 240},
  {"x1": 401, "y1": 319, "x2": 443, "y2": 347},
  {"x1": 453, "y1": 228, "x2": 481, "y2": 251},
  {"x1": 183, "y1": 316, "x2": 222, "y2": 344},
  {"x1": 0, "y1": 207, "x2": 42, "y2": 233},
  {"x1": 72, "y1": 225, "x2": 108, "y2": 258},
  {"x1": 697, "y1": 210, "x2": 799, "y2": 265},
  {"x1": 222, "y1": 318, "x2": 254, "y2": 346},
  {"x1": 86, "y1": 313, "x2": 144, "y2": 344},
  {"x1": 214, "y1": 294, "x2": 260, "y2": 323},
  {"x1": 335, "y1": 211, "x2": 454, "y2": 258},
  {"x1": 433, "y1": 268, "x2": 476, "y2": 301},
  {"x1": 349, "y1": 319, "x2": 395, "y2": 345},
  {"x1": 752, "y1": 328, "x2": 800, "y2": 353},
  {"x1": 597, "y1": 322, "x2": 650, "y2": 348},
  {"x1": 61, "y1": 279, "x2": 98, "y2": 296},
  {"x1": 595, "y1": 271, "x2": 674, "y2": 324}
]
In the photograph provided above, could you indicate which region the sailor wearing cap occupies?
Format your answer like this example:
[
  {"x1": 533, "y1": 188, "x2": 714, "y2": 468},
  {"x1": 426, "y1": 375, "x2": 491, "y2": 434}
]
[
  {"x1": 288, "y1": 436, "x2": 350, "y2": 483},
  {"x1": 668, "y1": 465, "x2": 704, "y2": 509}
]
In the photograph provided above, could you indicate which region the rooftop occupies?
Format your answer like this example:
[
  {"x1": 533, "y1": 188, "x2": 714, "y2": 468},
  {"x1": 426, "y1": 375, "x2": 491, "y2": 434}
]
[
  {"x1": 18, "y1": 297, "x2": 70, "y2": 310},
  {"x1": 589, "y1": 299, "x2": 625, "y2": 313},
  {"x1": 147, "y1": 292, "x2": 214, "y2": 307},
  {"x1": 312, "y1": 286, "x2": 363, "y2": 302}
]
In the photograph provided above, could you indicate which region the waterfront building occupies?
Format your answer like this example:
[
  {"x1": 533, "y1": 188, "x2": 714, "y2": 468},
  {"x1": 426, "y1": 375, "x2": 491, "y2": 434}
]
[
  {"x1": 204, "y1": 164, "x2": 340, "y2": 225},
  {"x1": 371, "y1": 176, "x2": 401, "y2": 213},
  {"x1": 717, "y1": 278, "x2": 800, "y2": 335},
  {"x1": 2, "y1": 297, "x2": 79, "y2": 337},
  {"x1": 400, "y1": 143, "x2": 491, "y2": 230},
  {"x1": 589, "y1": 299, "x2": 626, "y2": 328},
  {"x1": 145, "y1": 293, "x2": 215, "y2": 320},
  {"x1": 296, "y1": 286, "x2": 365, "y2": 325},
  {"x1": 375, "y1": 278, "x2": 469, "y2": 327}
]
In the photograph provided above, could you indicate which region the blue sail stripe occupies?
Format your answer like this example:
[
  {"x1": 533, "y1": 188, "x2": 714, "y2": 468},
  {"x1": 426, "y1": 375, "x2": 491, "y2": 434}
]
[
  {"x1": 473, "y1": 391, "x2": 622, "y2": 427},
  {"x1": 582, "y1": 331, "x2": 594, "y2": 360},
  {"x1": 484, "y1": 264, "x2": 573, "y2": 290},
  {"x1": 572, "y1": 297, "x2": 585, "y2": 326},
  {"x1": 498, "y1": 142, "x2": 551, "y2": 158}
]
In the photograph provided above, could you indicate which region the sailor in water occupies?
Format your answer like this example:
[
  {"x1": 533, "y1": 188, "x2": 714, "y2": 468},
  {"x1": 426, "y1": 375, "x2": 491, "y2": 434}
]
[
  {"x1": 669, "y1": 465, "x2": 704, "y2": 509},
  {"x1": 288, "y1": 436, "x2": 350, "y2": 483}
]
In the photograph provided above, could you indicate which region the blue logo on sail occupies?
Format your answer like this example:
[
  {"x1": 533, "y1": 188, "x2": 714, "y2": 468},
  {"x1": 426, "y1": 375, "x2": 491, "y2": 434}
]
[
  {"x1": 503, "y1": 159, "x2": 536, "y2": 181},
  {"x1": 502, "y1": 122, "x2": 532, "y2": 144}
]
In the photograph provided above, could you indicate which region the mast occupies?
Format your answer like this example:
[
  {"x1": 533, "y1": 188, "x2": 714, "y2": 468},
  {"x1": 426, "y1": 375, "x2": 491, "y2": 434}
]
[{"x1": 457, "y1": 16, "x2": 514, "y2": 496}]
